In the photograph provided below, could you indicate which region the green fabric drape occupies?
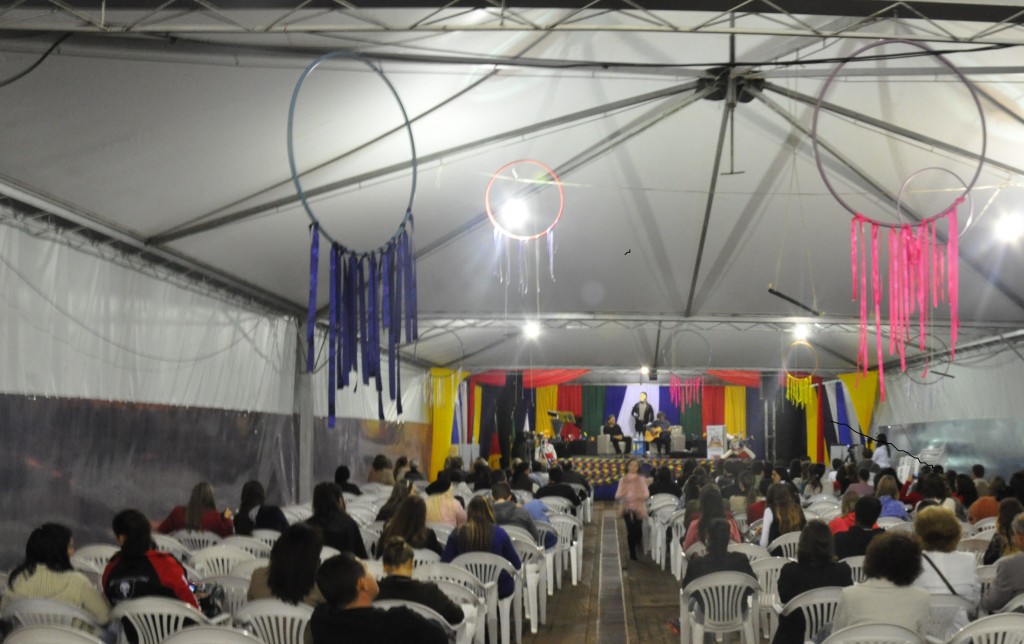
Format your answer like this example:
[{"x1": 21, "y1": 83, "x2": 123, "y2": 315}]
[
  {"x1": 680, "y1": 399, "x2": 703, "y2": 437},
  {"x1": 582, "y1": 385, "x2": 606, "y2": 437}
]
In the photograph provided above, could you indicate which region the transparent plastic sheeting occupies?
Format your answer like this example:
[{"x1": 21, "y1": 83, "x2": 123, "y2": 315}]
[
  {"x1": 0, "y1": 221, "x2": 296, "y2": 415},
  {"x1": 313, "y1": 417, "x2": 433, "y2": 488},
  {"x1": 881, "y1": 417, "x2": 1024, "y2": 483},
  {"x1": 0, "y1": 393, "x2": 297, "y2": 569}
]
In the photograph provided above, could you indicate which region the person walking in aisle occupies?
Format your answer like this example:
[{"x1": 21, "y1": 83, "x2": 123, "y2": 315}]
[{"x1": 615, "y1": 458, "x2": 650, "y2": 561}]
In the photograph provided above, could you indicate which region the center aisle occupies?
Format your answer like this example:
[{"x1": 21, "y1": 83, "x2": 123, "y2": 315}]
[{"x1": 521, "y1": 501, "x2": 681, "y2": 644}]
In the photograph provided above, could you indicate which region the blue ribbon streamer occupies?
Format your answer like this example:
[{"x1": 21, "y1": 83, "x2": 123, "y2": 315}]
[
  {"x1": 327, "y1": 245, "x2": 338, "y2": 428},
  {"x1": 306, "y1": 224, "x2": 319, "y2": 373}
]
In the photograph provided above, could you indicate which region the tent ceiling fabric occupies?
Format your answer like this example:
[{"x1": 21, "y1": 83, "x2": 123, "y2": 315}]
[{"x1": 1, "y1": 1, "x2": 1022, "y2": 383}]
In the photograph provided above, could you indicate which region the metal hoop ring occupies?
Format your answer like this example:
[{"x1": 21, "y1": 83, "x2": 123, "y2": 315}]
[
  {"x1": 894, "y1": 166, "x2": 975, "y2": 233},
  {"x1": 811, "y1": 39, "x2": 986, "y2": 221},
  {"x1": 783, "y1": 339, "x2": 819, "y2": 378},
  {"x1": 484, "y1": 159, "x2": 565, "y2": 241},
  {"x1": 660, "y1": 328, "x2": 712, "y2": 375},
  {"x1": 287, "y1": 51, "x2": 417, "y2": 254}
]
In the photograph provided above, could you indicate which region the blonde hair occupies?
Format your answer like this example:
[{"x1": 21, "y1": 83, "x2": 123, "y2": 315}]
[{"x1": 914, "y1": 506, "x2": 961, "y2": 552}]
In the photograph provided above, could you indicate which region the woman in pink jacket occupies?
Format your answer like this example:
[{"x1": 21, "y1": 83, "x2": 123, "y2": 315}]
[{"x1": 615, "y1": 458, "x2": 650, "y2": 560}]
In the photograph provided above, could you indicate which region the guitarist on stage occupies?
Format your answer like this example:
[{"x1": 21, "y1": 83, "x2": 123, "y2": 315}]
[
  {"x1": 647, "y1": 411, "x2": 672, "y2": 456},
  {"x1": 631, "y1": 392, "x2": 655, "y2": 455}
]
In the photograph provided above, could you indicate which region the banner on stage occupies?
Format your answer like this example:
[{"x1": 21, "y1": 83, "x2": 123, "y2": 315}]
[{"x1": 706, "y1": 424, "x2": 726, "y2": 460}]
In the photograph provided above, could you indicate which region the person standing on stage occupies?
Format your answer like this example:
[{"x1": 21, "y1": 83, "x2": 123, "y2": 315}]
[
  {"x1": 603, "y1": 415, "x2": 632, "y2": 456},
  {"x1": 631, "y1": 392, "x2": 654, "y2": 454}
]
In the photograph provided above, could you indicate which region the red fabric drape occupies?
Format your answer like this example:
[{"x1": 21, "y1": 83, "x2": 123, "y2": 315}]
[
  {"x1": 708, "y1": 369, "x2": 762, "y2": 388},
  {"x1": 701, "y1": 386, "x2": 725, "y2": 436},
  {"x1": 556, "y1": 385, "x2": 583, "y2": 440},
  {"x1": 472, "y1": 369, "x2": 589, "y2": 388},
  {"x1": 467, "y1": 376, "x2": 479, "y2": 444},
  {"x1": 815, "y1": 377, "x2": 826, "y2": 464}
]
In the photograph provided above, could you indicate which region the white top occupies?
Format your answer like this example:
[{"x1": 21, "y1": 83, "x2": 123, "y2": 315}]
[
  {"x1": 871, "y1": 444, "x2": 892, "y2": 469},
  {"x1": 913, "y1": 550, "x2": 980, "y2": 638},
  {"x1": 832, "y1": 578, "x2": 931, "y2": 635},
  {"x1": 759, "y1": 507, "x2": 774, "y2": 548}
]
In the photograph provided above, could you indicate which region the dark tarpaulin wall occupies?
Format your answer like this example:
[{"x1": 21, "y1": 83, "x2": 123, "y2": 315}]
[
  {"x1": 312, "y1": 417, "x2": 432, "y2": 486},
  {"x1": 0, "y1": 393, "x2": 297, "y2": 569}
]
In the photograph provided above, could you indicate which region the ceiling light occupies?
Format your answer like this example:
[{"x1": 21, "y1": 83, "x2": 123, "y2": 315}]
[
  {"x1": 501, "y1": 198, "x2": 529, "y2": 230},
  {"x1": 640, "y1": 365, "x2": 650, "y2": 375},
  {"x1": 792, "y1": 324, "x2": 810, "y2": 341},
  {"x1": 995, "y1": 214, "x2": 1024, "y2": 242},
  {"x1": 523, "y1": 321, "x2": 541, "y2": 339}
]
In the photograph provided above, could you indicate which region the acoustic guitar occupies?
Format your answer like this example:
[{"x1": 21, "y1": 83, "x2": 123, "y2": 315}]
[{"x1": 645, "y1": 423, "x2": 666, "y2": 443}]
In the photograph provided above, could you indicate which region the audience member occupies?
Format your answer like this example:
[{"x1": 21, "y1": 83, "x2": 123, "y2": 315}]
[
  {"x1": 234, "y1": 480, "x2": 289, "y2": 536},
  {"x1": 561, "y1": 459, "x2": 592, "y2": 494},
  {"x1": 404, "y1": 459, "x2": 426, "y2": 482},
  {"x1": 917, "y1": 472, "x2": 965, "y2": 521},
  {"x1": 982, "y1": 512, "x2": 1024, "y2": 612},
  {"x1": 393, "y1": 456, "x2": 410, "y2": 484},
  {"x1": 248, "y1": 523, "x2": 325, "y2": 607},
  {"x1": 648, "y1": 466, "x2": 683, "y2": 498},
  {"x1": 615, "y1": 458, "x2": 650, "y2": 561},
  {"x1": 774, "y1": 521, "x2": 853, "y2": 644},
  {"x1": 830, "y1": 533, "x2": 930, "y2": 636},
  {"x1": 746, "y1": 477, "x2": 769, "y2": 523},
  {"x1": 871, "y1": 434, "x2": 892, "y2": 470},
  {"x1": 829, "y1": 490, "x2": 860, "y2": 535},
  {"x1": 954, "y1": 474, "x2": 979, "y2": 510},
  {"x1": 103, "y1": 509, "x2": 198, "y2": 608},
  {"x1": 334, "y1": 466, "x2": 362, "y2": 496},
  {"x1": 305, "y1": 482, "x2": 367, "y2": 558},
  {"x1": 535, "y1": 466, "x2": 583, "y2": 508},
  {"x1": 984, "y1": 498, "x2": 1024, "y2": 565},
  {"x1": 379, "y1": 495, "x2": 443, "y2": 556},
  {"x1": 968, "y1": 493, "x2": 1000, "y2": 525},
  {"x1": 801, "y1": 463, "x2": 827, "y2": 500},
  {"x1": 367, "y1": 455, "x2": 396, "y2": 486},
  {"x1": 375, "y1": 480, "x2": 413, "y2": 523},
  {"x1": 834, "y1": 496, "x2": 884, "y2": 560},
  {"x1": 681, "y1": 518, "x2": 754, "y2": 590},
  {"x1": 424, "y1": 474, "x2": 467, "y2": 527},
  {"x1": 681, "y1": 486, "x2": 741, "y2": 551},
  {"x1": 2, "y1": 523, "x2": 111, "y2": 629},
  {"x1": 972, "y1": 464, "x2": 989, "y2": 498},
  {"x1": 468, "y1": 458, "x2": 492, "y2": 491},
  {"x1": 846, "y1": 469, "x2": 874, "y2": 497},
  {"x1": 441, "y1": 497, "x2": 521, "y2": 599},
  {"x1": 912, "y1": 506, "x2": 980, "y2": 638},
  {"x1": 443, "y1": 456, "x2": 468, "y2": 483},
  {"x1": 157, "y1": 481, "x2": 233, "y2": 537},
  {"x1": 729, "y1": 470, "x2": 754, "y2": 513},
  {"x1": 491, "y1": 482, "x2": 541, "y2": 544},
  {"x1": 310, "y1": 552, "x2": 447, "y2": 644},
  {"x1": 510, "y1": 462, "x2": 536, "y2": 493},
  {"x1": 874, "y1": 475, "x2": 909, "y2": 521},
  {"x1": 377, "y1": 537, "x2": 463, "y2": 625},
  {"x1": 760, "y1": 482, "x2": 806, "y2": 552}
]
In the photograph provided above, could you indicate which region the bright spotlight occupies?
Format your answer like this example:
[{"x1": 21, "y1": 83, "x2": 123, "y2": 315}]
[
  {"x1": 523, "y1": 321, "x2": 541, "y2": 339},
  {"x1": 501, "y1": 199, "x2": 529, "y2": 229},
  {"x1": 792, "y1": 324, "x2": 810, "y2": 341},
  {"x1": 640, "y1": 365, "x2": 650, "y2": 375},
  {"x1": 995, "y1": 214, "x2": 1024, "y2": 242}
]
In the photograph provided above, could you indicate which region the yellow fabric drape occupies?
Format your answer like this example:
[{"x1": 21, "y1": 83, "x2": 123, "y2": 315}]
[
  {"x1": 534, "y1": 386, "x2": 559, "y2": 438},
  {"x1": 472, "y1": 384, "x2": 483, "y2": 445},
  {"x1": 838, "y1": 371, "x2": 879, "y2": 436},
  {"x1": 430, "y1": 368, "x2": 465, "y2": 480},
  {"x1": 724, "y1": 386, "x2": 747, "y2": 438},
  {"x1": 805, "y1": 385, "x2": 820, "y2": 462},
  {"x1": 786, "y1": 374, "x2": 814, "y2": 409}
]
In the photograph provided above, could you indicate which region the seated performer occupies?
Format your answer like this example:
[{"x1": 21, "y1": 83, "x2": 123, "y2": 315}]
[
  {"x1": 647, "y1": 412, "x2": 672, "y2": 456},
  {"x1": 603, "y1": 414, "x2": 632, "y2": 455}
]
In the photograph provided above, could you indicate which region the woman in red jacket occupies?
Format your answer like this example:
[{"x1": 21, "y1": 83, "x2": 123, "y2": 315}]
[{"x1": 157, "y1": 481, "x2": 234, "y2": 537}]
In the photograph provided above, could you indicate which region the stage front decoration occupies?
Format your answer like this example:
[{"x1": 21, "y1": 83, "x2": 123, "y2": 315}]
[
  {"x1": 812, "y1": 39, "x2": 985, "y2": 402},
  {"x1": 484, "y1": 159, "x2": 565, "y2": 293},
  {"x1": 784, "y1": 340, "x2": 818, "y2": 409},
  {"x1": 289, "y1": 52, "x2": 419, "y2": 425}
]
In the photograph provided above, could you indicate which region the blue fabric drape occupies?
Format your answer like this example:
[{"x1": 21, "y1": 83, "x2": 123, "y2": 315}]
[
  {"x1": 659, "y1": 386, "x2": 681, "y2": 424},
  {"x1": 604, "y1": 386, "x2": 627, "y2": 423},
  {"x1": 477, "y1": 385, "x2": 501, "y2": 459},
  {"x1": 835, "y1": 384, "x2": 853, "y2": 445},
  {"x1": 745, "y1": 387, "x2": 765, "y2": 459}
]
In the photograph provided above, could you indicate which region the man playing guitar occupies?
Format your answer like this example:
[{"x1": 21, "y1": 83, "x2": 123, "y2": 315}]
[{"x1": 645, "y1": 411, "x2": 672, "y2": 456}]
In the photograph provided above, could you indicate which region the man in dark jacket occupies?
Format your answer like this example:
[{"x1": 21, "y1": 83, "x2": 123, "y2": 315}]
[
  {"x1": 492, "y1": 482, "x2": 541, "y2": 543},
  {"x1": 834, "y1": 496, "x2": 885, "y2": 559}
]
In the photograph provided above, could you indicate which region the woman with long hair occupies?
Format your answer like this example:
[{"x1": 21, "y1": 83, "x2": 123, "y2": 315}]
[
  {"x1": 234, "y1": 480, "x2": 289, "y2": 536},
  {"x1": 248, "y1": 523, "x2": 325, "y2": 606},
  {"x1": 746, "y1": 477, "x2": 770, "y2": 523},
  {"x1": 1, "y1": 523, "x2": 111, "y2": 627},
  {"x1": 103, "y1": 509, "x2": 198, "y2": 608},
  {"x1": 305, "y1": 482, "x2": 367, "y2": 558},
  {"x1": 774, "y1": 521, "x2": 853, "y2": 644},
  {"x1": 157, "y1": 481, "x2": 234, "y2": 537},
  {"x1": 379, "y1": 495, "x2": 443, "y2": 555},
  {"x1": 615, "y1": 457, "x2": 650, "y2": 561},
  {"x1": 983, "y1": 497, "x2": 1024, "y2": 565},
  {"x1": 376, "y1": 479, "x2": 413, "y2": 523},
  {"x1": 378, "y1": 537, "x2": 464, "y2": 625},
  {"x1": 368, "y1": 454, "x2": 396, "y2": 486},
  {"x1": 871, "y1": 433, "x2": 892, "y2": 469},
  {"x1": 681, "y1": 485, "x2": 741, "y2": 551},
  {"x1": 393, "y1": 456, "x2": 410, "y2": 484},
  {"x1": 759, "y1": 482, "x2": 806, "y2": 550},
  {"x1": 954, "y1": 474, "x2": 980, "y2": 510},
  {"x1": 875, "y1": 475, "x2": 910, "y2": 521},
  {"x1": 441, "y1": 496, "x2": 521, "y2": 598}
]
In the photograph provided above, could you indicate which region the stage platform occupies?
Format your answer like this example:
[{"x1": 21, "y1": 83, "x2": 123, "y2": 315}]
[{"x1": 565, "y1": 454, "x2": 695, "y2": 501}]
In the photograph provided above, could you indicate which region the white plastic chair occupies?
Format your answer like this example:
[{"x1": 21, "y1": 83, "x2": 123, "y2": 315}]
[
  {"x1": 152, "y1": 534, "x2": 191, "y2": 562},
  {"x1": 320, "y1": 546, "x2": 341, "y2": 562},
  {"x1": 511, "y1": 490, "x2": 533, "y2": 505},
  {"x1": 947, "y1": 612, "x2": 1024, "y2": 643},
  {"x1": 995, "y1": 591, "x2": 1024, "y2": 613},
  {"x1": 434, "y1": 578, "x2": 484, "y2": 644},
  {"x1": 190, "y1": 545, "x2": 256, "y2": 578},
  {"x1": 374, "y1": 599, "x2": 460, "y2": 643},
  {"x1": 650, "y1": 505, "x2": 676, "y2": 570},
  {"x1": 807, "y1": 493, "x2": 838, "y2": 505},
  {"x1": 452, "y1": 552, "x2": 522, "y2": 644},
  {"x1": 72, "y1": 544, "x2": 120, "y2": 570},
  {"x1": 776, "y1": 586, "x2": 844, "y2": 643},
  {"x1": 538, "y1": 496, "x2": 575, "y2": 517},
  {"x1": 728, "y1": 542, "x2": 771, "y2": 563},
  {"x1": 974, "y1": 517, "x2": 997, "y2": 532},
  {"x1": 751, "y1": 556, "x2": 790, "y2": 641},
  {"x1": 414, "y1": 548, "x2": 442, "y2": 567},
  {"x1": 767, "y1": 531, "x2": 802, "y2": 559},
  {"x1": 233, "y1": 599, "x2": 313, "y2": 644},
  {"x1": 511, "y1": 537, "x2": 547, "y2": 634},
  {"x1": 669, "y1": 510, "x2": 689, "y2": 581},
  {"x1": 347, "y1": 507, "x2": 376, "y2": 526},
  {"x1": 840, "y1": 555, "x2": 867, "y2": 583},
  {"x1": 822, "y1": 622, "x2": 925, "y2": 643},
  {"x1": 222, "y1": 536, "x2": 272, "y2": 559},
  {"x1": 110, "y1": 596, "x2": 225, "y2": 644},
  {"x1": 172, "y1": 530, "x2": 224, "y2": 552},
  {"x1": 884, "y1": 521, "x2": 915, "y2": 535},
  {"x1": 363, "y1": 559, "x2": 385, "y2": 580},
  {"x1": 679, "y1": 571, "x2": 760, "y2": 644},
  {"x1": 958, "y1": 536, "x2": 991, "y2": 565},
  {"x1": 415, "y1": 563, "x2": 488, "y2": 644},
  {"x1": 280, "y1": 505, "x2": 312, "y2": 524},
  {"x1": 163, "y1": 626, "x2": 263, "y2": 642},
  {"x1": 733, "y1": 510, "x2": 748, "y2": 534},
  {"x1": 251, "y1": 529, "x2": 281, "y2": 549},
  {"x1": 360, "y1": 525, "x2": 382, "y2": 558},
  {"x1": 549, "y1": 514, "x2": 581, "y2": 587},
  {"x1": 4, "y1": 625, "x2": 103, "y2": 643},
  {"x1": 199, "y1": 575, "x2": 251, "y2": 617},
  {"x1": 876, "y1": 517, "x2": 908, "y2": 529},
  {"x1": 678, "y1": 542, "x2": 708, "y2": 583},
  {"x1": 926, "y1": 593, "x2": 976, "y2": 641},
  {"x1": 566, "y1": 483, "x2": 591, "y2": 524},
  {"x1": 501, "y1": 525, "x2": 535, "y2": 544},
  {"x1": 68, "y1": 558, "x2": 103, "y2": 590},
  {"x1": 1, "y1": 598, "x2": 102, "y2": 634},
  {"x1": 230, "y1": 558, "x2": 269, "y2": 580},
  {"x1": 977, "y1": 564, "x2": 998, "y2": 612},
  {"x1": 428, "y1": 522, "x2": 455, "y2": 545}
]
